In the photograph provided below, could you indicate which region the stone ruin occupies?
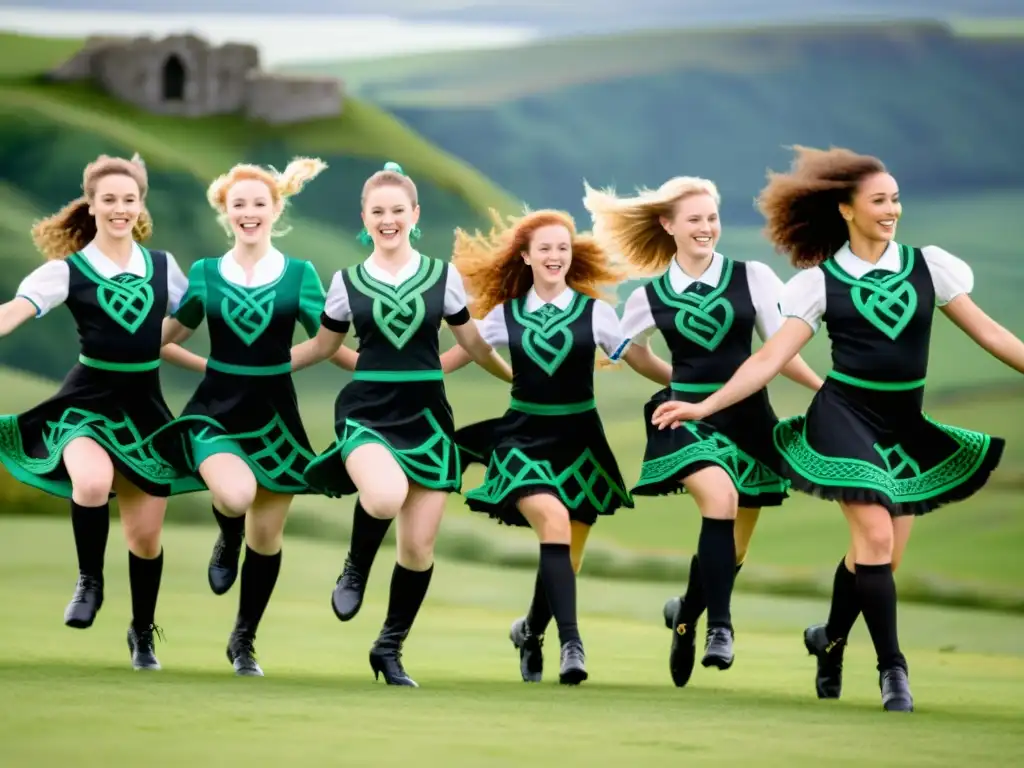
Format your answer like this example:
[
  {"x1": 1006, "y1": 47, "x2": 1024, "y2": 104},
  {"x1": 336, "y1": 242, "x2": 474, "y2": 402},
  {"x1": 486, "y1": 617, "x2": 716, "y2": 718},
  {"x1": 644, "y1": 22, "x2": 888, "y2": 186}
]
[{"x1": 46, "y1": 33, "x2": 344, "y2": 125}]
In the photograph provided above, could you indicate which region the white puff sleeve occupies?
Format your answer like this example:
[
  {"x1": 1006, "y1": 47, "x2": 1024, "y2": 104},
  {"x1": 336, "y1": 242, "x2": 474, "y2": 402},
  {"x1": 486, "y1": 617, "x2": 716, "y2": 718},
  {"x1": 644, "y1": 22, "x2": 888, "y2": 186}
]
[
  {"x1": 779, "y1": 267, "x2": 827, "y2": 334},
  {"x1": 15, "y1": 260, "x2": 71, "y2": 317},
  {"x1": 921, "y1": 245, "x2": 974, "y2": 305}
]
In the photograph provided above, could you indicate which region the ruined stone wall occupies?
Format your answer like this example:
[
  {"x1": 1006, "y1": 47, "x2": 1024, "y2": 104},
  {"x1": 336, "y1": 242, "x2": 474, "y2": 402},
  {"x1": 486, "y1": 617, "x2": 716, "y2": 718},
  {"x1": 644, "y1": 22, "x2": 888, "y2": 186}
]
[
  {"x1": 244, "y1": 74, "x2": 344, "y2": 125},
  {"x1": 45, "y1": 34, "x2": 342, "y2": 125}
]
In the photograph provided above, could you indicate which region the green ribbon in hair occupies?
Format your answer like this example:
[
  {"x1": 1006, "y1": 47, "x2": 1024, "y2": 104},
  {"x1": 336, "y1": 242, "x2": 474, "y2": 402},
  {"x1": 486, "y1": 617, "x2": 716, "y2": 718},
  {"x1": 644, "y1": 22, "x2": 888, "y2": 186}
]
[{"x1": 358, "y1": 161, "x2": 421, "y2": 245}]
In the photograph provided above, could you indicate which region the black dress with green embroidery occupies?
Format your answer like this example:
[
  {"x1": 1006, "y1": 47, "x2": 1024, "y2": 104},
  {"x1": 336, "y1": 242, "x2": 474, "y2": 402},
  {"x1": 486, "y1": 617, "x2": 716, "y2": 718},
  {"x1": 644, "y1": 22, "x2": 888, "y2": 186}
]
[
  {"x1": 773, "y1": 244, "x2": 1004, "y2": 516},
  {"x1": 303, "y1": 256, "x2": 466, "y2": 497},
  {"x1": 632, "y1": 258, "x2": 789, "y2": 507},
  {"x1": 456, "y1": 294, "x2": 633, "y2": 527},
  {"x1": 0, "y1": 247, "x2": 197, "y2": 498},
  {"x1": 166, "y1": 256, "x2": 325, "y2": 494}
]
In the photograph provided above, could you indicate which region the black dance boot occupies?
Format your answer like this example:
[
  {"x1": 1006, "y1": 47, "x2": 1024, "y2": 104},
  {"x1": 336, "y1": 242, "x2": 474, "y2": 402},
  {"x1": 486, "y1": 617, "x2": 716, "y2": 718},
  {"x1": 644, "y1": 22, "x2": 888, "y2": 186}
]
[
  {"x1": 509, "y1": 616, "x2": 544, "y2": 683},
  {"x1": 558, "y1": 638, "x2": 588, "y2": 685},
  {"x1": 64, "y1": 573, "x2": 104, "y2": 629},
  {"x1": 366, "y1": 563, "x2": 431, "y2": 687},
  {"x1": 332, "y1": 501, "x2": 392, "y2": 621},
  {"x1": 663, "y1": 596, "x2": 697, "y2": 687},
  {"x1": 803, "y1": 623, "x2": 846, "y2": 699},
  {"x1": 880, "y1": 667, "x2": 914, "y2": 712},
  {"x1": 332, "y1": 554, "x2": 370, "y2": 622},
  {"x1": 368, "y1": 622, "x2": 417, "y2": 687},
  {"x1": 127, "y1": 623, "x2": 163, "y2": 671},
  {"x1": 227, "y1": 621, "x2": 263, "y2": 677},
  {"x1": 208, "y1": 509, "x2": 245, "y2": 596},
  {"x1": 702, "y1": 626, "x2": 735, "y2": 670}
]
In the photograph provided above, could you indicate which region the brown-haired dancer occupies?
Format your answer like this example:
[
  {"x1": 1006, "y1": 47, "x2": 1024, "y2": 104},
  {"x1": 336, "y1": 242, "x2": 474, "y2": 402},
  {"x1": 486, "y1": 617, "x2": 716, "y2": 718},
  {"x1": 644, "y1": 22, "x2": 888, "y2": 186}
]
[
  {"x1": 650, "y1": 146, "x2": 1022, "y2": 711},
  {"x1": 0, "y1": 153, "x2": 205, "y2": 671},
  {"x1": 161, "y1": 156, "x2": 355, "y2": 676},
  {"x1": 584, "y1": 175, "x2": 823, "y2": 687},
  {"x1": 291, "y1": 161, "x2": 512, "y2": 687},
  {"x1": 439, "y1": 208, "x2": 671, "y2": 684}
]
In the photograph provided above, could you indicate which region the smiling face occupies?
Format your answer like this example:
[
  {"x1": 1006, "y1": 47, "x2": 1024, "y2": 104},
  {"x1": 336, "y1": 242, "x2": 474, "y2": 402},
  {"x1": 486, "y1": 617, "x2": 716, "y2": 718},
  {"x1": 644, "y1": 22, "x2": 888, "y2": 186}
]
[
  {"x1": 660, "y1": 192, "x2": 721, "y2": 262},
  {"x1": 362, "y1": 184, "x2": 419, "y2": 253},
  {"x1": 522, "y1": 224, "x2": 572, "y2": 293},
  {"x1": 89, "y1": 173, "x2": 142, "y2": 242},
  {"x1": 227, "y1": 178, "x2": 277, "y2": 247},
  {"x1": 841, "y1": 172, "x2": 901, "y2": 244}
]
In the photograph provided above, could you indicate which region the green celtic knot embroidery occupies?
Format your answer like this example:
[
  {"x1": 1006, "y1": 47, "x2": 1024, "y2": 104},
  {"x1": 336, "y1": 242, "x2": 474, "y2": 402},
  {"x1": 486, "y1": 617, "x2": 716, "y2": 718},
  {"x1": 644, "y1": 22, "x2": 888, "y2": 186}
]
[
  {"x1": 823, "y1": 244, "x2": 918, "y2": 340},
  {"x1": 71, "y1": 248, "x2": 155, "y2": 334},
  {"x1": 511, "y1": 293, "x2": 589, "y2": 376},
  {"x1": 874, "y1": 442, "x2": 922, "y2": 480},
  {"x1": 651, "y1": 257, "x2": 735, "y2": 351},
  {"x1": 347, "y1": 256, "x2": 444, "y2": 350},
  {"x1": 220, "y1": 282, "x2": 276, "y2": 346}
]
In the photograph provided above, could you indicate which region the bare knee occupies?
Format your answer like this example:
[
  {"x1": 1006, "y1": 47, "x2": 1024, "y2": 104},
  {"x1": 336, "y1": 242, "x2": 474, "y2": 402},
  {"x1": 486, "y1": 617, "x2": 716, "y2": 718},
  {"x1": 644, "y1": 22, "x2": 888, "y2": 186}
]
[
  {"x1": 518, "y1": 493, "x2": 571, "y2": 544},
  {"x1": 215, "y1": 484, "x2": 257, "y2": 518},
  {"x1": 346, "y1": 444, "x2": 408, "y2": 519},
  {"x1": 396, "y1": 533, "x2": 434, "y2": 570},
  {"x1": 246, "y1": 492, "x2": 291, "y2": 555},
  {"x1": 120, "y1": 500, "x2": 166, "y2": 558},
  {"x1": 687, "y1": 473, "x2": 738, "y2": 520},
  {"x1": 65, "y1": 442, "x2": 115, "y2": 506},
  {"x1": 72, "y1": 475, "x2": 114, "y2": 507},
  {"x1": 201, "y1": 457, "x2": 257, "y2": 516},
  {"x1": 360, "y1": 487, "x2": 407, "y2": 520},
  {"x1": 857, "y1": 523, "x2": 894, "y2": 563}
]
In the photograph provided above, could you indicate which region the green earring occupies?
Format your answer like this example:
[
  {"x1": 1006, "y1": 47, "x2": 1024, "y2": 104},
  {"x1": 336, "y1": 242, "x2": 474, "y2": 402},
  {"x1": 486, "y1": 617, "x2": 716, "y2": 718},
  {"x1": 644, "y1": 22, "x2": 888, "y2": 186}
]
[
  {"x1": 357, "y1": 227, "x2": 373, "y2": 246},
  {"x1": 410, "y1": 225, "x2": 422, "y2": 241}
]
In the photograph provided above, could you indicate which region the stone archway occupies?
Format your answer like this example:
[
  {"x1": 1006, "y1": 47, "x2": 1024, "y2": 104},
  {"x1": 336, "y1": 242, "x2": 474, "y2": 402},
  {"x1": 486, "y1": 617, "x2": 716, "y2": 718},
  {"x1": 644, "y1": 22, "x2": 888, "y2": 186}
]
[{"x1": 162, "y1": 54, "x2": 185, "y2": 101}]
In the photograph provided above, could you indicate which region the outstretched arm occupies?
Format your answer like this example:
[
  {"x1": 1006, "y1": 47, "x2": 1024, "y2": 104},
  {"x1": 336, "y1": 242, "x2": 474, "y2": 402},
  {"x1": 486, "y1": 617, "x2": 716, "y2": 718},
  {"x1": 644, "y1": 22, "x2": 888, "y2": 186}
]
[
  {"x1": 292, "y1": 325, "x2": 346, "y2": 372},
  {"x1": 620, "y1": 342, "x2": 672, "y2": 386},
  {"x1": 0, "y1": 298, "x2": 39, "y2": 338},
  {"x1": 329, "y1": 344, "x2": 359, "y2": 372},
  {"x1": 161, "y1": 316, "x2": 193, "y2": 346},
  {"x1": 748, "y1": 261, "x2": 823, "y2": 393},
  {"x1": 161, "y1": 343, "x2": 207, "y2": 373},
  {"x1": 780, "y1": 355, "x2": 824, "y2": 392},
  {"x1": 440, "y1": 344, "x2": 474, "y2": 374},
  {"x1": 942, "y1": 295, "x2": 1024, "y2": 374},
  {"x1": 652, "y1": 318, "x2": 814, "y2": 428},
  {"x1": 449, "y1": 320, "x2": 513, "y2": 383}
]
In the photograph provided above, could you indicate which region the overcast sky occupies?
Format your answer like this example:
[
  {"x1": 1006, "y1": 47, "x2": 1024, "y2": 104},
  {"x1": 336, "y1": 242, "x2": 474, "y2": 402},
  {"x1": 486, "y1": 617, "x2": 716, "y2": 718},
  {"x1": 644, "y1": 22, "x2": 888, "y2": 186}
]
[{"x1": 2, "y1": 1, "x2": 1020, "y2": 65}]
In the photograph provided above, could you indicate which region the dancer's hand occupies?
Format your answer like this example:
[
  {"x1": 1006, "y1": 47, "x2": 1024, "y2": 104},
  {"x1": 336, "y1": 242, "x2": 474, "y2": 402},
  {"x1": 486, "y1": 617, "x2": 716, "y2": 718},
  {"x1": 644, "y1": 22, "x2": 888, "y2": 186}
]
[{"x1": 650, "y1": 400, "x2": 707, "y2": 430}]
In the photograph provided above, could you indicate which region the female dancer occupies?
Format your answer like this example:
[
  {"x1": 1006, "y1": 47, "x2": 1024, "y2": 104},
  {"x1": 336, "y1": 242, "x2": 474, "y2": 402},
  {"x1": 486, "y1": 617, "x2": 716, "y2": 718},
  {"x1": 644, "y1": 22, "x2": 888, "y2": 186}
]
[
  {"x1": 440, "y1": 208, "x2": 671, "y2": 684},
  {"x1": 0, "y1": 153, "x2": 197, "y2": 671},
  {"x1": 291, "y1": 161, "x2": 511, "y2": 687},
  {"x1": 160, "y1": 156, "x2": 347, "y2": 676},
  {"x1": 584, "y1": 175, "x2": 822, "y2": 687},
  {"x1": 650, "y1": 146, "x2": 1019, "y2": 711}
]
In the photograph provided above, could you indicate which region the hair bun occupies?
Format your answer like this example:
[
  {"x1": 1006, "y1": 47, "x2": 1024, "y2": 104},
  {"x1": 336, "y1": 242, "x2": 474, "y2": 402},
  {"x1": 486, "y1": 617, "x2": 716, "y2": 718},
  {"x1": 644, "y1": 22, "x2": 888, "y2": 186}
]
[{"x1": 383, "y1": 161, "x2": 404, "y2": 175}]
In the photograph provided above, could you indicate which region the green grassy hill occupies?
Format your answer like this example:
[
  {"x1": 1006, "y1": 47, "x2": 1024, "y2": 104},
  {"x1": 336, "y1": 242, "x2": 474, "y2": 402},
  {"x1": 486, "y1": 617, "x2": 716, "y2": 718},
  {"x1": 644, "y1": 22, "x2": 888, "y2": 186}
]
[
  {"x1": 287, "y1": 20, "x2": 1024, "y2": 226},
  {"x1": 0, "y1": 32, "x2": 519, "y2": 381}
]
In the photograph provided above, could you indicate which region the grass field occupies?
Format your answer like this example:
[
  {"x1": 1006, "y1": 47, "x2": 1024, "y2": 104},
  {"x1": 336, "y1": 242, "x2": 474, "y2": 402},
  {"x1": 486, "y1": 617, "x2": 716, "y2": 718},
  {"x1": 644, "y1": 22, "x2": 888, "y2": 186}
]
[{"x1": 1, "y1": 517, "x2": 1023, "y2": 766}]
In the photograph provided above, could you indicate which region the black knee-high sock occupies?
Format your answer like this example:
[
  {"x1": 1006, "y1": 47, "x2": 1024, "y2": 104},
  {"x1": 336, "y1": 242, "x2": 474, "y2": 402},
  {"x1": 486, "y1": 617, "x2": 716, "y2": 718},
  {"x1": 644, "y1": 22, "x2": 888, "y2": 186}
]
[
  {"x1": 526, "y1": 568, "x2": 554, "y2": 637},
  {"x1": 855, "y1": 563, "x2": 906, "y2": 672},
  {"x1": 71, "y1": 501, "x2": 110, "y2": 578},
  {"x1": 538, "y1": 543, "x2": 580, "y2": 645},
  {"x1": 380, "y1": 563, "x2": 433, "y2": 639},
  {"x1": 349, "y1": 498, "x2": 391, "y2": 570},
  {"x1": 825, "y1": 558, "x2": 860, "y2": 643},
  {"x1": 236, "y1": 546, "x2": 282, "y2": 633},
  {"x1": 678, "y1": 554, "x2": 745, "y2": 625},
  {"x1": 213, "y1": 506, "x2": 245, "y2": 539},
  {"x1": 129, "y1": 549, "x2": 163, "y2": 630},
  {"x1": 697, "y1": 518, "x2": 737, "y2": 630}
]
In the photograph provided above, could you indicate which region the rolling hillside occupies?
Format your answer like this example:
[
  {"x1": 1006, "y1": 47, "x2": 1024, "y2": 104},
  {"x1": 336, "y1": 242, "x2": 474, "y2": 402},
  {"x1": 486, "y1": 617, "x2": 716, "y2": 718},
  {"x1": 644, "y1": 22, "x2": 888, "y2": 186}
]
[
  {"x1": 289, "y1": 20, "x2": 1024, "y2": 225},
  {"x1": 0, "y1": 32, "x2": 520, "y2": 382}
]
